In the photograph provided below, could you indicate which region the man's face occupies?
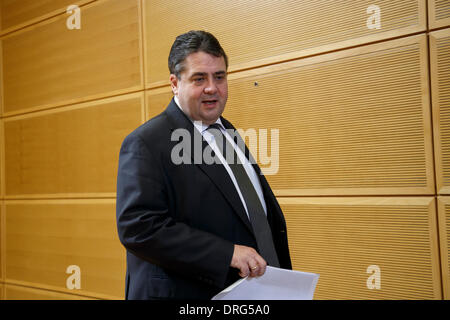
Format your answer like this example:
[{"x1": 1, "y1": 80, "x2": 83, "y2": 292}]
[{"x1": 170, "y1": 51, "x2": 228, "y2": 125}]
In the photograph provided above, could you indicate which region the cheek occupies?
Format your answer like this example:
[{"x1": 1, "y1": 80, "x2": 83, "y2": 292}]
[
  {"x1": 189, "y1": 87, "x2": 204, "y2": 101},
  {"x1": 219, "y1": 84, "x2": 228, "y2": 98},
  {"x1": 220, "y1": 89, "x2": 228, "y2": 102}
]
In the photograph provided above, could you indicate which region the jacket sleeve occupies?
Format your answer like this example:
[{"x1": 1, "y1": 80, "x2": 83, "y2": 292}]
[{"x1": 116, "y1": 132, "x2": 234, "y2": 288}]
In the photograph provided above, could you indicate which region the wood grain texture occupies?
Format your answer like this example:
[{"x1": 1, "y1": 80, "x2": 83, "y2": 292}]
[
  {"x1": 146, "y1": 87, "x2": 173, "y2": 121},
  {"x1": 144, "y1": 0, "x2": 425, "y2": 87},
  {"x1": 0, "y1": 0, "x2": 446, "y2": 301},
  {"x1": 2, "y1": 0, "x2": 142, "y2": 115},
  {"x1": 0, "y1": 39, "x2": 3, "y2": 116},
  {"x1": 5, "y1": 200, "x2": 125, "y2": 299},
  {"x1": 4, "y1": 283, "x2": 95, "y2": 300},
  {"x1": 4, "y1": 93, "x2": 143, "y2": 197},
  {"x1": 0, "y1": 202, "x2": 3, "y2": 283},
  {"x1": 224, "y1": 35, "x2": 433, "y2": 196},
  {"x1": 431, "y1": 29, "x2": 450, "y2": 195},
  {"x1": 437, "y1": 197, "x2": 450, "y2": 300},
  {"x1": 280, "y1": 197, "x2": 441, "y2": 299},
  {"x1": 429, "y1": 0, "x2": 450, "y2": 29},
  {"x1": 0, "y1": 0, "x2": 95, "y2": 35},
  {"x1": 0, "y1": 118, "x2": 4, "y2": 197}
]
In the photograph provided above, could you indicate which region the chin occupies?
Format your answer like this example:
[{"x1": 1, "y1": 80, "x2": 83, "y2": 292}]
[
  {"x1": 200, "y1": 109, "x2": 222, "y2": 121},
  {"x1": 206, "y1": 112, "x2": 223, "y2": 122}
]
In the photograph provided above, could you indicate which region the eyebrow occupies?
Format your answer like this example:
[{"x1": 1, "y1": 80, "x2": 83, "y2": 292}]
[{"x1": 190, "y1": 71, "x2": 226, "y2": 78}]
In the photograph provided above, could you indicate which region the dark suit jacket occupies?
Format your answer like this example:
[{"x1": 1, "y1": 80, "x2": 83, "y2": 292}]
[{"x1": 116, "y1": 99, "x2": 291, "y2": 300}]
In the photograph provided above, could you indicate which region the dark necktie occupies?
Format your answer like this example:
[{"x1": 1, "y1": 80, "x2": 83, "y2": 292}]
[{"x1": 207, "y1": 123, "x2": 280, "y2": 267}]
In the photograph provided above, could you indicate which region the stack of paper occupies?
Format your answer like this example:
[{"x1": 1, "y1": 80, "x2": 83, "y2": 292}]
[{"x1": 212, "y1": 266, "x2": 319, "y2": 300}]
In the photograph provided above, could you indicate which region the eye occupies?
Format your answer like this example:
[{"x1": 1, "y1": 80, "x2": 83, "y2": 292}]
[{"x1": 193, "y1": 77, "x2": 205, "y2": 83}]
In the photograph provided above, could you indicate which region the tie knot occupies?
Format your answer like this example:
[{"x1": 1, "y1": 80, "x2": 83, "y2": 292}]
[{"x1": 207, "y1": 123, "x2": 222, "y2": 131}]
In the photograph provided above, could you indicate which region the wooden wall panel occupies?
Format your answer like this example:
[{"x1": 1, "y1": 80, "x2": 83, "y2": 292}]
[
  {"x1": 2, "y1": 0, "x2": 142, "y2": 116},
  {"x1": 0, "y1": 283, "x2": 3, "y2": 300},
  {"x1": 5, "y1": 284, "x2": 94, "y2": 300},
  {"x1": 225, "y1": 35, "x2": 433, "y2": 196},
  {"x1": 0, "y1": 202, "x2": 3, "y2": 283},
  {"x1": 281, "y1": 197, "x2": 441, "y2": 299},
  {"x1": 4, "y1": 93, "x2": 143, "y2": 197},
  {"x1": 144, "y1": 0, "x2": 426, "y2": 87},
  {"x1": 146, "y1": 87, "x2": 173, "y2": 121},
  {"x1": 0, "y1": 39, "x2": 3, "y2": 116},
  {"x1": 0, "y1": 0, "x2": 94, "y2": 35},
  {"x1": 5, "y1": 200, "x2": 124, "y2": 299},
  {"x1": 431, "y1": 29, "x2": 450, "y2": 195},
  {"x1": 0, "y1": 118, "x2": 4, "y2": 197},
  {"x1": 429, "y1": 0, "x2": 450, "y2": 29},
  {"x1": 437, "y1": 197, "x2": 450, "y2": 300}
]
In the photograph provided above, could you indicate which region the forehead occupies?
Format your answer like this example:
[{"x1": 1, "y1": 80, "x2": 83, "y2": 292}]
[{"x1": 182, "y1": 51, "x2": 226, "y2": 74}]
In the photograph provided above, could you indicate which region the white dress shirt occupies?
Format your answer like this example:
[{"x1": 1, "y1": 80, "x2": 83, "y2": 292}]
[{"x1": 174, "y1": 96, "x2": 267, "y2": 219}]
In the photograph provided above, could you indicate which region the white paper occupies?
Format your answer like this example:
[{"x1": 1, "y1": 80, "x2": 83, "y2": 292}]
[{"x1": 212, "y1": 267, "x2": 319, "y2": 300}]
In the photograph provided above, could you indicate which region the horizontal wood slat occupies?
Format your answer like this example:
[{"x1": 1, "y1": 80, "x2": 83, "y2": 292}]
[
  {"x1": 0, "y1": 0, "x2": 94, "y2": 35},
  {"x1": 224, "y1": 35, "x2": 433, "y2": 196},
  {"x1": 431, "y1": 29, "x2": 450, "y2": 195},
  {"x1": 4, "y1": 93, "x2": 143, "y2": 197},
  {"x1": 0, "y1": 39, "x2": 3, "y2": 116},
  {"x1": 0, "y1": 202, "x2": 3, "y2": 283},
  {"x1": 5, "y1": 200, "x2": 125, "y2": 299},
  {"x1": 144, "y1": 0, "x2": 425, "y2": 87},
  {"x1": 437, "y1": 197, "x2": 450, "y2": 300},
  {"x1": 429, "y1": 0, "x2": 450, "y2": 29},
  {"x1": 146, "y1": 88, "x2": 173, "y2": 121},
  {"x1": 280, "y1": 197, "x2": 441, "y2": 299},
  {"x1": 0, "y1": 119, "x2": 3, "y2": 198},
  {"x1": 2, "y1": 0, "x2": 142, "y2": 116},
  {"x1": 4, "y1": 283, "x2": 94, "y2": 300}
]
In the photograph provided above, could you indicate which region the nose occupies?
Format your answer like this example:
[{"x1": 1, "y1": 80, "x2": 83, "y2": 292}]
[{"x1": 204, "y1": 78, "x2": 217, "y2": 95}]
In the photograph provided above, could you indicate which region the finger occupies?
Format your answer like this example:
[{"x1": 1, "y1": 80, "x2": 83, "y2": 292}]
[
  {"x1": 239, "y1": 271, "x2": 249, "y2": 278},
  {"x1": 249, "y1": 254, "x2": 265, "y2": 277},
  {"x1": 239, "y1": 264, "x2": 250, "y2": 278},
  {"x1": 255, "y1": 256, "x2": 267, "y2": 277},
  {"x1": 257, "y1": 264, "x2": 266, "y2": 277},
  {"x1": 249, "y1": 264, "x2": 259, "y2": 277}
]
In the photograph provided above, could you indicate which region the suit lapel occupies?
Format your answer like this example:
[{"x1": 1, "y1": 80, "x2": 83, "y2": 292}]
[{"x1": 165, "y1": 99, "x2": 254, "y2": 234}]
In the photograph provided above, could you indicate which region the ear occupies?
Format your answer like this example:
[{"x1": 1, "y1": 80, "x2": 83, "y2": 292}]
[{"x1": 169, "y1": 74, "x2": 179, "y2": 95}]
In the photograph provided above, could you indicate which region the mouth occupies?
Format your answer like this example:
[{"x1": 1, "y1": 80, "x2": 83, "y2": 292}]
[{"x1": 202, "y1": 99, "x2": 218, "y2": 107}]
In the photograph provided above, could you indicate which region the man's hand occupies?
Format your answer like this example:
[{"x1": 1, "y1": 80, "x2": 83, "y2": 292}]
[{"x1": 231, "y1": 244, "x2": 267, "y2": 278}]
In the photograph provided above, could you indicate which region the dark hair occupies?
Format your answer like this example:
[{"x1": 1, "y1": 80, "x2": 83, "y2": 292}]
[{"x1": 168, "y1": 30, "x2": 228, "y2": 77}]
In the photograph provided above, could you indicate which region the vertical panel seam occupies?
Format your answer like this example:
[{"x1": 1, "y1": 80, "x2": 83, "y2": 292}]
[
  {"x1": 140, "y1": 0, "x2": 148, "y2": 123},
  {"x1": 426, "y1": 28, "x2": 445, "y2": 298}
]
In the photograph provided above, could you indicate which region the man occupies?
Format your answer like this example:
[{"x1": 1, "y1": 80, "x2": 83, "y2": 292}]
[{"x1": 116, "y1": 30, "x2": 291, "y2": 300}]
